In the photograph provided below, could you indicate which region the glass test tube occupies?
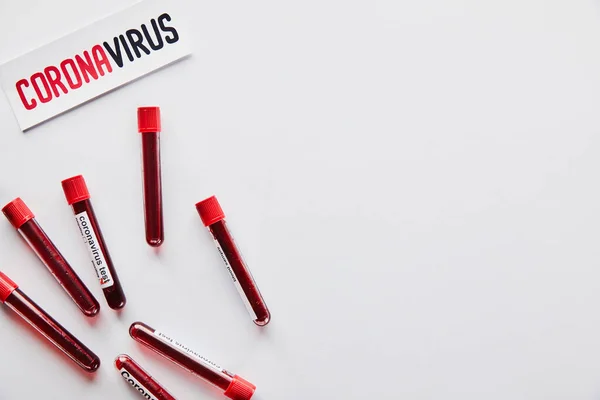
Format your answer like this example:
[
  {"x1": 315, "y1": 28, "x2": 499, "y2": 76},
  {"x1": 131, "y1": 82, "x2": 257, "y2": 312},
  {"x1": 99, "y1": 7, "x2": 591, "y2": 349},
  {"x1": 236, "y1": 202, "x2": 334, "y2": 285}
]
[
  {"x1": 0, "y1": 271, "x2": 100, "y2": 372},
  {"x1": 2, "y1": 198, "x2": 100, "y2": 317},
  {"x1": 115, "y1": 354, "x2": 176, "y2": 400},
  {"x1": 138, "y1": 106, "x2": 164, "y2": 247},
  {"x1": 62, "y1": 175, "x2": 127, "y2": 309},
  {"x1": 195, "y1": 196, "x2": 270, "y2": 326},
  {"x1": 130, "y1": 321, "x2": 256, "y2": 400}
]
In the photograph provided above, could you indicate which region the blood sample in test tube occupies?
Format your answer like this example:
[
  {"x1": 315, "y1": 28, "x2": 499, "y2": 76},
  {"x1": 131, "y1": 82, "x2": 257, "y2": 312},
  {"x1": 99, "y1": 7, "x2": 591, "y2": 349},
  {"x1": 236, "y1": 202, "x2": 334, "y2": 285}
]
[
  {"x1": 0, "y1": 271, "x2": 100, "y2": 372},
  {"x1": 195, "y1": 196, "x2": 271, "y2": 326},
  {"x1": 2, "y1": 198, "x2": 100, "y2": 317},
  {"x1": 115, "y1": 354, "x2": 176, "y2": 400},
  {"x1": 138, "y1": 106, "x2": 164, "y2": 247},
  {"x1": 62, "y1": 175, "x2": 127, "y2": 310},
  {"x1": 130, "y1": 321, "x2": 256, "y2": 400}
]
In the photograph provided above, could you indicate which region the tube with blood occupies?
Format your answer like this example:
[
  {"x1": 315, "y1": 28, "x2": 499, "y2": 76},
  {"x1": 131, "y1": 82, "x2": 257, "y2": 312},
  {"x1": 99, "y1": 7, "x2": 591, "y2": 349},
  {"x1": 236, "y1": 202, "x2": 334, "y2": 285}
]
[
  {"x1": 130, "y1": 321, "x2": 256, "y2": 400},
  {"x1": 0, "y1": 271, "x2": 100, "y2": 372}
]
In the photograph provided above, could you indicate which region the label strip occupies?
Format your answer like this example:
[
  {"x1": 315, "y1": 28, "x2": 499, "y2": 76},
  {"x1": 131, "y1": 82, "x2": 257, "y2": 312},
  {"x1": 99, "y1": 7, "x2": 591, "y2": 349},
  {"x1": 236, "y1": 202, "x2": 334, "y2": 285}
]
[
  {"x1": 119, "y1": 368, "x2": 158, "y2": 400},
  {"x1": 154, "y1": 330, "x2": 225, "y2": 374},
  {"x1": 75, "y1": 211, "x2": 114, "y2": 288},
  {"x1": 213, "y1": 238, "x2": 258, "y2": 320}
]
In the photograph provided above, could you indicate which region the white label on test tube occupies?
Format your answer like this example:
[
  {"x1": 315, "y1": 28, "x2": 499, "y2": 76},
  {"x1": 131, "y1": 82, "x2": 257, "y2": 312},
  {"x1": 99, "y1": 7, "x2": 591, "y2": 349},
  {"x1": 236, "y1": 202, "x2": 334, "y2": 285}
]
[
  {"x1": 75, "y1": 211, "x2": 114, "y2": 288},
  {"x1": 154, "y1": 330, "x2": 225, "y2": 374},
  {"x1": 119, "y1": 368, "x2": 158, "y2": 400},
  {"x1": 213, "y1": 238, "x2": 258, "y2": 320}
]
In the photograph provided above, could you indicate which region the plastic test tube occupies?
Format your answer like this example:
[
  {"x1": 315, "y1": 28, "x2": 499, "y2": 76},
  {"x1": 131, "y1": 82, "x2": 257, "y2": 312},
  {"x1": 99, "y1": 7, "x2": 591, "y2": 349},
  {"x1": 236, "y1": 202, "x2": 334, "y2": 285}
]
[
  {"x1": 195, "y1": 196, "x2": 270, "y2": 326},
  {"x1": 62, "y1": 175, "x2": 127, "y2": 310},
  {"x1": 130, "y1": 321, "x2": 256, "y2": 400},
  {"x1": 2, "y1": 198, "x2": 100, "y2": 317},
  {"x1": 0, "y1": 271, "x2": 100, "y2": 372},
  {"x1": 115, "y1": 354, "x2": 176, "y2": 400},
  {"x1": 138, "y1": 106, "x2": 164, "y2": 247}
]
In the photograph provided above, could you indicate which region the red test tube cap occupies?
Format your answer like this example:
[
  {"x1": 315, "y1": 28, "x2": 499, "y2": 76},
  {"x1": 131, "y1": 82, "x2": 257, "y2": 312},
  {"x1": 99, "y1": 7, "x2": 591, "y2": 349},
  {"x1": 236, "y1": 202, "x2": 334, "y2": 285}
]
[
  {"x1": 2, "y1": 198, "x2": 34, "y2": 229},
  {"x1": 138, "y1": 107, "x2": 161, "y2": 133},
  {"x1": 62, "y1": 175, "x2": 90, "y2": 205},
  {"x1": 0, "y1": 271, "x2": 18, "y2": 303},
  {"x1": 195, "y1": 196, "x2": 225, "y2": 226},
  {"x1": 223, "y1": 375, "x2": 256, "y2": 400}
]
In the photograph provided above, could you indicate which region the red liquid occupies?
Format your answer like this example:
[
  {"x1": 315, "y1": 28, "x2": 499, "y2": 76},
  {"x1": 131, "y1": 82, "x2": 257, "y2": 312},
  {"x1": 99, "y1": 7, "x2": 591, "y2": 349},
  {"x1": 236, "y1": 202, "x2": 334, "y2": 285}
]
[
  {"x1": 72, "y1": 200, "x2": 126, "y2": 309},
  {"x1": 130, "y1": 321, "x2": 232, "y2": 390},
  {"x1": 5, "y1": 288, "x2": 100, "y2": 372},
  {"x1": 115, "y1": 354, "x2": 176, "y2": 400},
  {"x1": 130, "y1": 322, "x2": 256, "y2": 400},
  {"x1": 210, "y1": 220, "x2": 270, "y2": 326},
  {"x1": 141, "y1": 131, "x2": 164, "y2": 247},
  {"x1": 19, "y1": 219, "x2": 100, "y2": 317}
]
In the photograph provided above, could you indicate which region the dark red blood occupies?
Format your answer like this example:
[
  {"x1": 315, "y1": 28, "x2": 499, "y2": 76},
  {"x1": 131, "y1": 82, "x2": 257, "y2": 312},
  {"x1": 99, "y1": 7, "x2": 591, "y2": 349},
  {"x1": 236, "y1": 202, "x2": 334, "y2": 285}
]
[
  {"x1": 19, "y1": 219, "x2": 100, "y2": 317},
  {"x1": 141, "y1": 131, "x2": 164, "y2": 247},
  {"x1": 129, "y1": 321, "x2": 232, "y2": 390},
  {"x1": 5, "y1": 288, "x2": 100, "y2": 372},
  {"x1": 72, "y1": 199, "x2": 126, "y2": 309},
  {"x1": 115, "y1": 354, "x2": 176, "y2": 400},
  {"x1": 210, "y1": 220, "x2": 270, "y2": 325}
]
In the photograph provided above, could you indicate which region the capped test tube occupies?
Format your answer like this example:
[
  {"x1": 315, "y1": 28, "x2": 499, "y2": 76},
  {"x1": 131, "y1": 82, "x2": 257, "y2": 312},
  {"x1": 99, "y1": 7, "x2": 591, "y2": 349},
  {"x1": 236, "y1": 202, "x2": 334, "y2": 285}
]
[
  {"x1": 195, "y1": 196, "x2": 270, "y2": 326},
  {"x1": 0, "y1": 271, "x2": 100, "y2": 372},
  {"x1": 130, "y1": 321, "x2": 256, "y2": 400},
  {"x1": 115, "y1": 354, "x2": 176, "y2": 400},
  {"x1": 138, "y1": 106, "x2": 164, "y2": 247},
  {"x1": 62, "y1": 175, "x2": 127, "y2": 309},
  {"x1": 2, "y1": 198, "x2": 100, "y2": 317}
]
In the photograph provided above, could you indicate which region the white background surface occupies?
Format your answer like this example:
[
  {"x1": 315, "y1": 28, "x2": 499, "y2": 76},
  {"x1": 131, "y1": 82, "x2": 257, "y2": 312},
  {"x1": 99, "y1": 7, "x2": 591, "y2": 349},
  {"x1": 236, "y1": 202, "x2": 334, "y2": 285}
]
[{"x1": 0, "y1": 1, "x2": 599, "y2": 399}]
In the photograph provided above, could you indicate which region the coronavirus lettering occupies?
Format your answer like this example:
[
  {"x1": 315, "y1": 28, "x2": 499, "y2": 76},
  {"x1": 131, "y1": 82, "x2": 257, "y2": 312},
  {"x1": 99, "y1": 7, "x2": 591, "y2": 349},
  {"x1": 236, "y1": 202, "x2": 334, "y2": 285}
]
[
  {"x1": 15, "y1": 13, "x2": 179, "y2": 110},
  {"x1": 121, "y1": 371, "x2": 156, "y2": 400}
]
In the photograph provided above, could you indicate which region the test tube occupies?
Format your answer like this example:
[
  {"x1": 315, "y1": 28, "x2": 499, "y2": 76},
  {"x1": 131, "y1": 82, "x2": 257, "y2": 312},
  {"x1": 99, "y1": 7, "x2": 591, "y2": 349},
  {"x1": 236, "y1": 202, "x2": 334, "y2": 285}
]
[
  {"x1": 115, "y1": 354, "x2": 176, "y2": 400},
  {"x1": 0, "y1": 271, "x2": 100, "y2": 372},
  {"x1": 195, "y1": 196, "x2": 270, "y2": 326},
  {"x1": 130, "y1": 321, "x2": 256, "y2": 400},
  {"x1": 62, "y1": 175, "x2": 127, "y2": 310},
  {"x1": 2, "y1": 198, "x2": 100, "y2": 317},
  {"x1": 138, "y1": 106, "x2": 164, "y2": 247}
]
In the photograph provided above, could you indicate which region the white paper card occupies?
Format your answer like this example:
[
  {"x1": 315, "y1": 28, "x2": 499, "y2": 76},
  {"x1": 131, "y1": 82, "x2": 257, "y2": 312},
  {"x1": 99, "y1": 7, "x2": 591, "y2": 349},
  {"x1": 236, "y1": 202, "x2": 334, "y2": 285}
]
[{"x1": 0, "y1": 0, "x2": 191, "y2": 131}]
